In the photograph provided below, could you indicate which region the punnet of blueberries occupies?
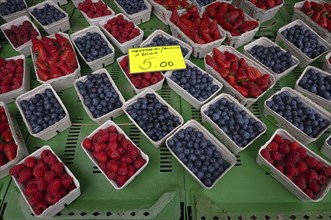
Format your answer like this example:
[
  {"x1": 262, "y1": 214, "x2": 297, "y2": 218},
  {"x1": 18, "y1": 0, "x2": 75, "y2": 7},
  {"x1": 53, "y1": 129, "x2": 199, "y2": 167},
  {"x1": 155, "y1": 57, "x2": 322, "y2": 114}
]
[
  {"x1": 204, "y1": 97, "x2": 265, "y2": 148},
  {"x1": 298, "y1": 68, "x2": 331, "y2": 101},
  {"x1": 146, "y1": 34, "x2": 189, "y2": 57},
  {"x1": 266, "y1": 90, "x2": 330, "y2": 138},
  {"x1": 19, "y1": 89, "x2": 66, "y2": 134},
  {"x1": 31, "y1": 3, "x2": 66, "y2": 26},
  {"x1": 126, "y1": 93, "x2": 181, "y2": 142},
  {"x1": 76, "y1": 73, "x2": 123, "y2": 119},
  {"x1": 0, "y1": 0, "x2": 26, "y2": 16},
  {"x1": 116, "y1": 0, "x2": 147, "y2": 15},
  {"x1": 74, "y1": 32, "x2": 113, "y2": 62},
  {"x1": 248, "y1": 45, "x2": 295, "y2": 74},
  {"x1": 196, "y1": 0, "x2": 217, "y2": 7},
  {"x1": 281, "y1": 25, "x2": 327, "y2": 59},
  {"x1": 167, "y1": 126, "x2": 230, "y2": 187},
  {"x1": 170, "y1": 65, "x2": 220, "y2": 102}
]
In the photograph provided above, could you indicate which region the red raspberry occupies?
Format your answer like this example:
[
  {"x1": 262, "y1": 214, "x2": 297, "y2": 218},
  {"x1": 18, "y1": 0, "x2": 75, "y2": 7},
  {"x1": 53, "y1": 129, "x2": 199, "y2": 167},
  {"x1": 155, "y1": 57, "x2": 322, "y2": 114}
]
[
  {"x1": 44, "y1": 171, "x2": 57, "y2": 184},
  {"x1": 41, "y1": 149, "x2": 52, "y2": 161},
  {"x1": 28, "y1": 192, "x2": 44, "y2": 206},
  {"x1": 82, "y1": 138, "x2": 92, "y2": 151},
  {"x1": 94, "y1": 143, "x2": 107, "y2": 152},
  {"x1": 116, "y1": 175, "x2": 128, "y2": 187},
  {"x1": 92, "y1": 152, "x2": 108, "y2": 162},
  {"x1": 118, "y1": 147, "x2": 126, "y2": 155},
  {"x1": 47, "y1": 179, "x2": 62, "y2": 193},
  {"x1": 275, "y1": 164, "x2": 284, "y2": 173},
  {"x1": 297, "y1": 147, "x2": 307, "y2": 159},
  {"x1": 134, "y1": 158, "x2": 146, "y2": 169},
  {"x1": 314, "y1": 160, "x2": 324, "y2": 172},
  {"x1": 60, "y1": 174, "x2": 74, "y2": 189},
  {"x1": 60, "y1": 189, "x2": 68, "y2": 197},
  {"x1": 121, "y1": 139, "x2": 131, "y2": 148},
  {"x1": 296, "y1": 161, "x2": 308, "y2": 173},
  {"x1": 110, "y1": 151, "x2": 121, "y2": 160},
  {"x1": 273, "y1": 135, "x2": 284, "y2": 144},
  {"x1": 303, "y1": 189, "x2": 314, "y2": 199},
  {"x1": 150, "y1": 76, "x2": 158, "y2": 84},
  {"x1": 290, "y1": 141, "x2": 300, "y2": 151},
  {"x1": 107, "y1": 125, "x2": 117, "y2": 133},
  {"x1": 305, "y1": 169, "x2": 319, "y2": 182},
  {"x1": 305, "y1": 156, "x2": 318, "y2": 168},
  {"x1": 33, "y1": 161, "x2": 49, "y2": 178},
  {"x1": 127, "y1": 145, "x2": 140, "y2": 158},
  {"x1": 108, "y1": 133, "x2": 118, "y2": 142},
  {"x1": 37, "y1": 178, "x2": 47, "y2": 191},
  {"x1": 99, "y1": 162, "x2": 107, "y2": 171},
  {"x1": 278, "y1": 144, "x2": 290, "y2": 155},
  {"x1": 266, "y1": 142, "x2": 278, "y2": 152},
  {"x1": 26, "y1": 179, "x2": 38, "y2": 187},
  {"x1": 286, "y1": 151, "x2": 300, "y2": 164},
  {"x1": 293, "y1": 174, "x2": 307, "y2": 190},
  {"x1": 51, "y1": 162, "x2": 64, "y2": 177},
  {"x1": 34, "y1": 201, "x2": 48, "y2": 215},
  {"x1": 127, "y1": 165, "x2": 136, "y2": 177},
  {"x1": 286, "y1": 166, "x2": 298, "y2": 177},
  {"x1": 271, "y1": 151, "x2": 284, "y2": 161},
  {"x1": 106, "y1": 170, "x2": 117, "y2": 180},
  {"x1": 317, "y1": 175, "x2": 327, "y2": 185},
  {"x1": 322, "y1": 166, "x2": 331, "y2": 178},
  {"x1": 45, "y1": 191, "x2": 61, "y2": 205},
  {"x1": 24, "y1": 184, "x2": 39, "y2": 196},
  {"x1": 286, "y1": 174, "x2": 293, "y2": 181},
  {"x1": 67, "y1": 184, "x2": 77, "y2": 192},
  {"x1": 121, "y1": 155, "x2": 133, "y2": 164},
  {"x1": 108, "y1": 141, "x2": 118, "y2": 152},
  {"x1": 24, "y1": 157, "x2": 37, "y2": 168},
  {"x1": 9, "y1": 164, "x2": 26, "y2": 177},
  {"x1": 106, "y1": 160, "x2": 119, "y2": 172},
  {"x1": 118, "y1": 163, "x2": 128, "y2": 176},
  {"x1": 308, "y1": 182, "x2": 320, "y2": 194},
  {"x1": 143, "y1": 72, "x2": 152, "y2": 80},
  {"x1": 43, "y1": 154, "x2": 58, "y2": 166},
  {"x1": 18, "y1": 168, "x2": 33, "y2": 183}
]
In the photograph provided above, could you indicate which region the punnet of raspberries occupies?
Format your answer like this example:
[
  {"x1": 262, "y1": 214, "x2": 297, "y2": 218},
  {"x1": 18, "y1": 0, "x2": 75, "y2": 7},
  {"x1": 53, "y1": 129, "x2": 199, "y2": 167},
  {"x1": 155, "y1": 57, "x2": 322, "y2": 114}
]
[
  {"x1": 9, "y1": 149, "x2": 77, "y2": 215},
  {"x1": 0, "y1": 57, "x2": 24, "y2": 94},
  {"x1": 4, "y1": 20, "x2": 39, "y2": 48},
  {"x1": 260, "y1": 134, "x2": 331, "y2": 199},
  {"x1": 78, "y1": 0, "x2": 113, "y2": 19},
  {"x1": 82, "y1": 124, "x2": 147, "y2": 188}
]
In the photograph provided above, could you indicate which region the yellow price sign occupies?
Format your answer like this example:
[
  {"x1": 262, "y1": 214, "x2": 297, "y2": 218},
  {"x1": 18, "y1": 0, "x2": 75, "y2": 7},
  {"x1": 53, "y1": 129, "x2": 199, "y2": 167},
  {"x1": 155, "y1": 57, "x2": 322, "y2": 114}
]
[{"x1": 128, "y1": 45, "x2": 186, "y2": 73}]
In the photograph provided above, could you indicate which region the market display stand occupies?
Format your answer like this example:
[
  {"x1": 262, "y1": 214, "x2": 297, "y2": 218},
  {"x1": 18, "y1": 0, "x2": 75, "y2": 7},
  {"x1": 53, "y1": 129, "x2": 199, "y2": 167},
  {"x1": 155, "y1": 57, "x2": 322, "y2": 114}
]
[{"x1": 0, "y1": 0, "x2": 330, "y2": 219}]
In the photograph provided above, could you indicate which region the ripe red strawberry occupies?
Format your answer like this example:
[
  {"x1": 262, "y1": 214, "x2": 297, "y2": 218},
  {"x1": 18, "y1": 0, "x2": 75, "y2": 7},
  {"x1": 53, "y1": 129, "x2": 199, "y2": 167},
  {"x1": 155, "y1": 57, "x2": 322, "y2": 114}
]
[
  {"x1": 45, "y1": 191, "x2": 61, "y2": 205},
  {"x1": 293, "y1": 174, "x2": 307, "y2": 190},
  {"x1": 308, "y1": 182, "x2": 320, "y2": 194},
  {"x1": 286, "y1": 151, "x2": 300, "y2": 164},
  {"x1": 33, "y1": 161, "x2": 49, "y2": 178},
  {"x1": 51, "y1": 162, "x2": 64, "y2": 177},
  {"x1": 134, "y1": 158, "x2": 146, "y2": 169},
  {"x1": 106, "y1": 160, "x2": 119, "y2": 172},
  {"x1": 34, "y1": 201, "x2": 48, "y2": 215},
  {"x1": 116, "y1": 175, "x2": 128, "y2": 187},
  {"x1": 44, "y1": 171, "x2": 57, "y2": 184},
  {"x1": 261, "y1": 148, "x2": 270, "y2": 160},
  {"x1": 18, "y1": 168, "x2": 33, "y2": 183},
  {"x1": 28, "y1": 192, "x2": 44, "y2": 206},
  {"x1": 303, "y1": 189, "x2": 314, "y2": 199},
  {"x1": 9, "y1": 164, "x2": 26, "y2": 177},
  {"x1": 3, "y1": 142, "x2": 17, "y2": 161},
  {"x1": 305, "y1": 156, "x2": 318, "y2": 168},
  {"x1": 37, "y1": 178, "x2": 47, "y2": 191},
  {"x1": 24, "y1": 157, "x2": 37, "y2": 168},
  {"x1": 47, "y1": 178, "x2": 62, "y2": 193},
  {"x1": 271, "y1": 151, "x2": 284, "y2": 161},
  {"x1": 93, "y1": 152, "x2": 108, "y2": 162},
  {"x1": 106, "y1": 170, "x2": 117, "y2": 180},
  {"x1": 127, "y1": 165, "x2": 136, "y2": 177},
  {"x1": 273, "y1": 135, "x2": 284, "y2": 144},
  {"x1": 296, "y1": 161, "x2": 308, "y2": 173},
  {"x1": 82, "y1": 138, "x2": 92, "y2": 151},
  {"x1": 24, "y1": 184, "x2": 39, "y2": 196},
  {"x1": 60, "y1": 174, "x2": 73, "y2": 189},
  {"x1": 266, "y1": 142, "x2": 278, "y2": 151},
  {"x1": 118, "y1": 163, "x2": 128, "y2": 176}
]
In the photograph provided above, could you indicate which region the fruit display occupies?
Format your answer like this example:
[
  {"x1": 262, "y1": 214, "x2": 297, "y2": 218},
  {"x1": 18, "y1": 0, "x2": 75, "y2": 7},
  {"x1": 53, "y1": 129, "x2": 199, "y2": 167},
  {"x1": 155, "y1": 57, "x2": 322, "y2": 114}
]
[
  {"x1": 10, "y1": 148, "x2": 78, "y2": 215},
  {"x1": 31, "y1": 34, "x2": 78, "y2": 82},
  {"x1": 297, "y1": 67, "x2": 331, "y2": 101},
  {"x1": 249, "y1": 0, "x2": 283, "y2": 10},
  {"x1": 167, "y1": 122, "x2": 233, "y2": 187},
  {"x1": 118, "y1": 56, "x2": 164, "y2": 90},
  {"x1": 30, "y1": 3, "x2": 66, "y2": 26},
  {"x1": 78, "y1": 0, "x2": 113, "y2": 19},
  {"x1": 205, "y1": 2, "x2": 259, "y2": 36},
  {"x1": 170, "y1": 6, "x2": 223, "y2": 44},
  {"x1": 74, "y1": 32, "x2": 113, "y2": 63},
  {"x1": 266, "y1": 90, "x2": 330, "y2": 138},
  {"x1": 169, "y1": 64, "x2": 220, "y2": 102},
  {"x1": 299, "y1": 1, "x2": 331, "y2": 33},
  {"x1": 2, "y1": 20, "x2": 39, "y2": 48},
  {"x1": 204, "y1": 96, "x2": 265, "y2": 148},
  {"x1": 205, "y1": 48, "x2": 272, "y2": 98},
  {"x1": 260, "y1": 132, "x2": 331, "y2": 199},
  {"x1": 18, "y1": 88, "x2": 67, "y2": 134},
  {"x1": 75, "y1": 72, "x2": 123, "y2": 119},
  {"x1": 125, "y1": 92, "x2": 182, "y2": 142},
  {"x1": 0, "y1": 0, "x2": 26, "y2": 16},
  {"x1": 280, "y1": 24, "x2": 327, "y2": 59},
  {"x1": 115, "y1": 0, "x2": 147, "y2": 14},
  {"x1": 0, "y1": 57, "x2": 24, "y2": 94},
  {"x1": 102, "y1": 14, "x2": 142, "y2": 44},
  {"x1": 82, "y1": 122, "x2": 148, "y2": 188},
  {"x1": 0, "y1": 107, "x2": 18, "y2": 166},
  {"x1": 153, "y1": 0, "x2": 190, "y2": 10}
]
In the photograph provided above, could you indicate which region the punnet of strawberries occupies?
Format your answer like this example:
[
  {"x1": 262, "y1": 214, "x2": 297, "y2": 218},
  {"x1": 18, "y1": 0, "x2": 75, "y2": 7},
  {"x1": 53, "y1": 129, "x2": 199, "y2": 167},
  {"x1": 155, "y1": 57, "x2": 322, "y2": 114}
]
[
  {"x1": 31, "y1": 34, "x2": 78, "y2": 82},
  {"x1": 9, "y1": 149, "x2": 77, "y2": 215},
  {"x1": 78, "y1": 0, "x2": 113, "y2": 19},
  {"x1": 300, "y1": 1, "x2": 331, "y2": 33},
  {"x1": 249, "y1": 0, "x2": 283, "y2": 10},
  {"x1": 82, "y1": 124, "x2": 147, "y2": 187},
  {"x1": 4, "y1": 20, "x2": 39, "y2": 48},
  {"x1": 103, "y1": 14, "x2": 141, "y2": 44},
  {"x1": 0, "y1": 107, "x2": 18, "y2": 166},
  {"x1": 261, "y1": 134, "x2": 331, "y2": 199},
  {"x1": 154, "y1": 0, "x2": 190, "y2": 10},
  {"x1": 0, "y1": 57, "x2": 24, "y2": 94},
  {"x1": 170, "y1": 6, "x2": 223, "y2": 44},
  {"x1": 119, "y1": 56, "x2": 164, "y2": 90},
  {"x1": 205, "y1": 48, "x2": 272, "y2": 98},
  {"x1": 205, "y1": 2, "x2": 259, "y2": 36}
]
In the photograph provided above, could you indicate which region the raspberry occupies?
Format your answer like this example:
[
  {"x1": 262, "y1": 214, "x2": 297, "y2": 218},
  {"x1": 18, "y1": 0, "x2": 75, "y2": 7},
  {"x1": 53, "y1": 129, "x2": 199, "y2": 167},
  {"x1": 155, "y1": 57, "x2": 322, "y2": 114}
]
[
  {"x1": 305, "y1": 156, "x2": 318, "y2": 168},
  {"x1": 82, "y1": 138, "x2": 92, "y2": 151},
  {"x1": 9, "y1": 164, "x2": 26, "y2": 177},
  {"x1": 28, "y1": 192, "x2": 44, "y2": 206},
  {"x1": 99, "y1": 162, "x2": 107, "y2": 171},
  {"x1": 290, "y1": 141, "x2": 300, "y2": 151},
  {"x1": 305, "y1": 169, "x2": 319, "y2": 182},
  {"x1": 121, "y1": 155, "x2": 133, "y2": 164},
  {"x1": 24, "y1": 184, "x2": 39, "y2": 196},
  {"x1": 118, "y1": 163, "x2": 128, "y2": 176},
  {"x1": 317, "y1": 175, "x2": 327, "y2": 185},
  {"x1": 278, "y1": 144, "x2": 290, "y2": 154},
  {"x1": 286, "y1": 174, "x2": 293, "y2": 181},
  {"x1": 51, "y1": 162, "x2": 64, "y2": 177},
  {"x1": 24, "y1": 157, "x2": 37, "y2": 168},
  {"x1": 117, "y1": 134, "x2": 125, "y2": 142},
  {"x1": 286, "y1": 151, "x2": 300, "y2": 164},
  {"x1": 118, "y1": 147, "x2": 126, "y2": 155},
  {"x1": 110, "y1": 151, "x2": 121, "y2": 160},
  {"x1": 127, "y1": 145, "x2": 140, "y2": 158},
  {"x1": 116, "y1": 175, "x2": 128, "y2": 187},
  {"x1": 271, "y1": 151, "x2": 284, "y2": 161},
  {"x1": 308, "y1": 182, "x2": 320, "y2": 194},
  {"x1": 94, "y1": 143, "x2": 107, "y2": 152},
  {"x1": 314, "y1": 160, "x2": 324, "y2": 172},
  {"x1": 108, "y1": 133, "x2": 118, "y2": 142},
  {"x1": 60, "y1": 189, "x2": 67, "y2": 197},
  {"x1": 106, "y1": 160, "x2": 119, "y2": 172},
  {"x1": 297, "y1": 147, "x2": 307, "y2": 159},
  {"x1": 286, "y1": 166, "x2": 298, "y2": 177},
  {"x1": 296, "y1": 161, "x2": 308, "y2": 172},
  {"x1": 45, "y1": 191, "x2": 61, "y2": 205},
  {"x1": 41, "y1": 149, "x2": 52, "y2": 161},
  {"x1": 93, "y1": 152, "x2": 108, "y2": 162},
  {"x1": 44, "y1": 171, "x2": 57, "y2": 184},
  {"x1": 266, "y1": 142, "x2": 278, "y2": 151},
  {"x1": 47, "y1": 179, "x2": 62, "y2": 193},
  {"x1": 37, "y1": 178, "x2": 47, "y2": 191},
  {"x1": 26, "y1": 179, "x2": 38, "y2": 187},
  {"x1": 127, "y1": 165, "x2": 136, "y2": 177},
  {"x1": 34, "y1": 201, "x2": 48, "y2": 215},
  {"x1": 134, "y1": 158, "x2": 146, "y2": 169},
  {"x1": 33, "y1": 161, "x2": 49, "y2": 178},
  {"x1": 60, "y1": 174, "x2": 74, "y2": 189},
  {"x1": 303, "y1": 189, "x2": 314, "y2": 199},
  {"x1": 273, "y1": 135, "x2": 284, "y2": 144},
  {"x1": 106, "y1": 170, "x2": 117, "y2": 180},
  {"x1": 18, "y1": 168, "x2": 33, "y2": 183},
  {"x1": 260, "y1": 149, "x2": 270, "y2": 160},
  {"x1": 43, "y1": 154, "x2": 58, "y2": 166},
  {"x1": 293, "y1": 174, "x2": 307, "y2": 190},
  {"x1": 66, "y1": 184, "x2": 77, "y2": 192},
  {"x1": 322, "y1": 166, "x2": 331, "y2": 178},
  {"x1": 121, "y1": 139, "x2": 131, "y2": 148},
  {"x1": 275, "y1": 164, "x2": 284, "y2": 173},
  {"x1": 108, "y1": 141, "x2": 118, "y2": 152},
  {"x1": 96, "y1": 134, "x2": 109, "y2": 144}
]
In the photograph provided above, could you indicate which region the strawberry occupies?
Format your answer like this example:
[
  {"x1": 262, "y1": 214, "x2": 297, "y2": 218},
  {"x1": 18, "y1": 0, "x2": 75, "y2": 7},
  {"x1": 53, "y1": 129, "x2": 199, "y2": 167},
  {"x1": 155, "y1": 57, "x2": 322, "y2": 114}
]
[
  {"x1": 24, "y1": 157, "x2": 37, "y2": 169},
  {"x1": 108, "y1": 141, "x2": 118, "y2": 152},
  {"x1": 60, "y1": 174, "x2": 74, "y2": 189},
  {"x1": 2, "y1": 130, "x2": 13, "y2": 143},
  {"x1": 28, "y1": 192, "x2": 44, "y2": 206},
  {"x1": 94, "y1": 143, "x2": 107, "y2": 152},
  {"x1": 47, "y1": 178, "x2": 62, "y2": 193},
  {"x1": 3, "y1": 142, "x2": 17, "y2": 161},
  {"x1": 18, "y1": 168, "x2": 33, "y2": 183},
  {"x1": 247, "y1": 81, "x2": 262, "y2": 98},
  {"x1": 0, "y1": 152, "x2": 7, "y2": 166},
  {"x1": 46, "y1": 191, "x2": 61, "y2": 205},
  {"x1": 10, "y1": 163, "x2": 26, "y2": 177},
  {"x1": 34, "y1": 201, "x2": 48, "y2": 215},
  {"x1": 116, "y1": 175, "x2": 128, "y2": 187},
  {"x1": 255, "y1": 74, "x2": 270, "y2": 91}
]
